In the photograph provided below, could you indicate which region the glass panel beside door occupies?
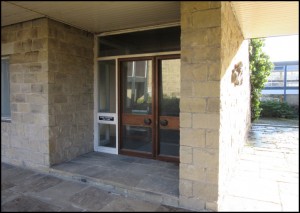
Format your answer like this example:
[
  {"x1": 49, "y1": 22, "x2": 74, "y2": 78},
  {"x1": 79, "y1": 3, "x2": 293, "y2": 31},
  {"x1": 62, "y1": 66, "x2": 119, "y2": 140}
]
[{"x1": 96, "y1": 60, "x2": 118, "y2": 154}]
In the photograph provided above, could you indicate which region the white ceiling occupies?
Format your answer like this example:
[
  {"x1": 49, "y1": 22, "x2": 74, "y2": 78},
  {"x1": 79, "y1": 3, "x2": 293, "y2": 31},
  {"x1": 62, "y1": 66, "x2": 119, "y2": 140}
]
[
  {"x1": 1, "y1": 1, "x2": 299, "y2": 38},
  {"x1": 231, "y1": 1, "x2": 299, "y2": 38},
  {"x1": 1, "y1": 1, "x2": 180, "y2": 33}
]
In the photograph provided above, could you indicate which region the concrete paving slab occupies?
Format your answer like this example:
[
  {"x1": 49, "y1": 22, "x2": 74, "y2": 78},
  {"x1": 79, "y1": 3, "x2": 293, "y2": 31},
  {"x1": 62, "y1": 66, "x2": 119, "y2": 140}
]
[
  {"x1": 1, "y1": 189, "x2": 21, "y2": 205},
  {"x1": 36, "y1": 180, "x2": 88, "y2": 203},
  {"x1": 221, "y1": 124, "x2": 299, "y2": 211},
  {"x1": 136, "y1": 175, "x2": 179, "y2": 196},
  {"x1": 1, "y1": 195, "x2": 61, "y2": 212},
  {"x1": 68, "y1": 186, "x2": 115, "y2": 211},
  {"x1": 12, "y1": 175, "x2": 63, "y2": 193},
  {"x1": 101, "y1": 169, "x2": 145, "y2": 188},
  {"x1": 99, "y1": 195, "x2": 161, "y2": 212}
]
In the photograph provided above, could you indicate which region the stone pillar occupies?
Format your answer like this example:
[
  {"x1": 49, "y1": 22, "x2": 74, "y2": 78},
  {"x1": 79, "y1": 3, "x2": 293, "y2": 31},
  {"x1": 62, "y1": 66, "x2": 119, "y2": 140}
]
[
  {"x1": 180, "y1": 2, "x2": 221, "y2": 211},
  {"x1": 1, "y1": 18, "x2": 94, "y2": 168},
  {"x1": 180, "y1": 1, "x2": 250, "y2": 211}
]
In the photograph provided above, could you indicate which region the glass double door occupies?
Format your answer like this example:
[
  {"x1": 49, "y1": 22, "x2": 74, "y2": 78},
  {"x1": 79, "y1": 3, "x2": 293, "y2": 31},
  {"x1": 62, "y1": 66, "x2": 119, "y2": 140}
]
[{"x1": 119, "y1": 55, "x2": 180, "y2": 162}]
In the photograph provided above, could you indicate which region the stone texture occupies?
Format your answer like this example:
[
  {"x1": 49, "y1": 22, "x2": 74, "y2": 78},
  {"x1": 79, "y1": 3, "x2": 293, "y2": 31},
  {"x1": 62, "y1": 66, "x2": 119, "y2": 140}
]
[
  {"x1": 1, "y1": 18, "x2": 50, "y2": 168},
  {"x1": 218, "y1": 2, "x2": 251, "y2": 211},
  {"x1": 180, "y1": 128, "x2": 205, "y2": 148},
  {"x1": 1, "y1": 195, "x2": 61, "y2": 212},
  {"x1": 69, "y1": 186, "x2": 115, "y2": 211},
  {"x1": 180, "y1": 1, "x2": 250, "y2": 211},
  {"x1": 1, "y1": 17, "x2": 94, "y2": 168},
  {"x1": 48, "y1": 19, "x2": 94, "y2": 165}
]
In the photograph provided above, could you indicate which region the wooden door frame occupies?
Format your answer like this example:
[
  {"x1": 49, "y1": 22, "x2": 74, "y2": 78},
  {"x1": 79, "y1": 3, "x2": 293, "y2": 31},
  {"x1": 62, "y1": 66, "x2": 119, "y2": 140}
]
[
  {"x1": 118, "y1": 55, "x2": 180, "y2": 162},
  {"x1": 118, "y1": 56, "x2": 155, "y2": 159}
]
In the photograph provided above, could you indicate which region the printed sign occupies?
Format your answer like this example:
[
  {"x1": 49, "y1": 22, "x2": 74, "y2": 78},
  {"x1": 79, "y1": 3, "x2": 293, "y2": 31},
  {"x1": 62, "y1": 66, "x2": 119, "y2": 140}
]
[{"x1": 99, "y1": 116, "x2": 114, "y2": 121}]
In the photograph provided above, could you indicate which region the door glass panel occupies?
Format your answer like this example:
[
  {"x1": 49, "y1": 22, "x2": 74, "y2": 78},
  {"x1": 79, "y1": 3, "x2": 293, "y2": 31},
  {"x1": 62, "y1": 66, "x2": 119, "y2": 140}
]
[
  {"x1": 159, "y1": 58, "x2": 180, "y2": 158},
  {"x1": 98, "y1": 60, "x2": 116, "y2": 113},
  {"x1": 159, "y1": 59, "x2": 180, "y2": 116},
  {"x1": 159, "y1": 129, "x2": 179, "y2": 156},
  {"x1": 122, "y1": 125, "x2": 152, "y2": 152},
  {"x1": 98, "y1": 124, "x2": 116, "y2": 148},
  {"x1": 121, "y1": 60, "x2": 152, "y2": 115}
]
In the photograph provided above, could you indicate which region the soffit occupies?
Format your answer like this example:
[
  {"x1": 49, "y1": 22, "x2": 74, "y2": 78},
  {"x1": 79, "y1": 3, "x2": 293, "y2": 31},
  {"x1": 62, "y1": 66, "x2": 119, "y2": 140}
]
[
  {"x1": 1, "y1": 1, "x2": 180, "y2": 33},
  {"x1": 1, "y1": 1, "x2": 299, "y2": 38},
  {"x1": 231, "y1": 1, "x2": 299, "y2": 39}
]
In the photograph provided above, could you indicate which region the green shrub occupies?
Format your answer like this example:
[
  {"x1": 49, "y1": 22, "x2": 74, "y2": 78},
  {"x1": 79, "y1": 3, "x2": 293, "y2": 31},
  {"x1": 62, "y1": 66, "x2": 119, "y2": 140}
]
[
  {"x1": 249, "y1": 38, "x2": 274, "y2": 121},
  {"x1": 260, "y1": 100, "x2": 297, "y2": 119}
]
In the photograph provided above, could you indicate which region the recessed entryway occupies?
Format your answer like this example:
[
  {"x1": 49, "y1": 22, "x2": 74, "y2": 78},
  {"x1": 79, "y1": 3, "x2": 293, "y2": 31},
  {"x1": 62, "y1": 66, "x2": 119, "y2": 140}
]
[{"x1": 94, "y1": 25, "x2": 181, "y2": 162}]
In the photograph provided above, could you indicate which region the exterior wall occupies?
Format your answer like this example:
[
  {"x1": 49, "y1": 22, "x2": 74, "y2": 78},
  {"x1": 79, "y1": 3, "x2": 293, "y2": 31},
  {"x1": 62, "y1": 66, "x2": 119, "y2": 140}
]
[
  {"x1": 180, "y1": 1, "x2": 250, "y2": 211},
  {"x1": 47, "y1": 19, "x2": 94, "y2": 165},
  {"x1": 1, "y1": 18, "x2": 94, "y2": 168},
  {"x1": 1, "y1": 19, "x2": 50, "y2": 169},
  {"x1": 218, "y1": 2, "x2": 251, "y2": 210}
]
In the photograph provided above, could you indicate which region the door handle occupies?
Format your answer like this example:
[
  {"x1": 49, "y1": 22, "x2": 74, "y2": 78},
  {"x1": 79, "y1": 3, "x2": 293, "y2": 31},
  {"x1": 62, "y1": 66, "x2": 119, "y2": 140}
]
[
  {"x1": 144, "y1": 118, "x2": 152, "y2": 125},
  {"x1": 160, "y1": 119, "x2": 168, "y2": 126}
]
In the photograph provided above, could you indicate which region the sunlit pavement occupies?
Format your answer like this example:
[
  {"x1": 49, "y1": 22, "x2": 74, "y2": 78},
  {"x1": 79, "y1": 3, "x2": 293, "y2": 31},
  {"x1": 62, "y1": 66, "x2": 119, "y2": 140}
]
[{"x1": 221, "y1": 124, "x2": 299, "y2": 211}]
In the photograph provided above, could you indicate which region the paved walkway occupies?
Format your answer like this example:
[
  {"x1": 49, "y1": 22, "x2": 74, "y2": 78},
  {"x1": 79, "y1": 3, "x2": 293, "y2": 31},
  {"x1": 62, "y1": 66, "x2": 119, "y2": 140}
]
[
  {"x1": 1, "y1": 162, "x2": 189, "y2": 212},
  {"x1": 220, "y1": 123, "x2": 299, "y2": 211},
  {"x1": 1, "y1": 120, "x2": 299, "y2": 212}
]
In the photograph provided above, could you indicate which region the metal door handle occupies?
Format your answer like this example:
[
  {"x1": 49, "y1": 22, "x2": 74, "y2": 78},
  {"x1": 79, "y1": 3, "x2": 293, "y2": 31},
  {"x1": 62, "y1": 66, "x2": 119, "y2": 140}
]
[
  {"x1": 144, "y1": 118, "x2": 152, "y2": 125},
  {"x1": 160, "y1": 120, "x2": 168, "y2": 126}
]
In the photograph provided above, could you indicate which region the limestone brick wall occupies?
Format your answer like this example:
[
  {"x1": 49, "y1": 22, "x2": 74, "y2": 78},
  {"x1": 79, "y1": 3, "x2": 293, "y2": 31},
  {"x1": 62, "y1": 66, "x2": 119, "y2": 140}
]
[
  {"x1": 180, "y1": 1, "x2": 250, "y2": 211},
  {"x1": 180, "y1": 2, "x2": 222, "y2": 211},
  {"x1": 1, "y1": 18, "x2": 94, "y2": 168},
  {"x1": 218, "y1": 2, "x2": 251, "y2": 210},
  {"x1": 1, "y1": 19, "x2": 50, "y2": 169},
  {"x1": 47, "y1": 19, "x2": 94, "y2": 165}
]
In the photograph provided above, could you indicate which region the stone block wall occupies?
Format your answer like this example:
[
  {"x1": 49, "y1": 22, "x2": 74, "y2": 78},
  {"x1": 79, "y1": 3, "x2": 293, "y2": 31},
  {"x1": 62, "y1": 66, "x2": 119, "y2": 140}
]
[
  {"x1": 180, "y1": 1, "x2": 250, "y2": 211},
  {"x1": 1, "y1": 18, "x2": 94, "y2": 168},
  {"x1": 218, "y1": 2, "x2": 251, "y2": 210},
  {"x1": 180, "y1": 2, "x2": 222, "y2": 211},
  {"x1": 47, "y1": 19, "x2": 94, "y2": 165},
  {"x1": 1, "y1": 19, "x2": 50, "y2": 169}
]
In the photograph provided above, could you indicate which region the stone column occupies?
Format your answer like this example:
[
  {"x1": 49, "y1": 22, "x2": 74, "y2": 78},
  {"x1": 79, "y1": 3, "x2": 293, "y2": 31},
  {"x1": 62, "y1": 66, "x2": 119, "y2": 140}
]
[
  {"x1": 179, "y1": 1, "x2": 250, "y2": 211},
  {"x1": 180, "y1": 2, "x2": 221, "y2": 211}
]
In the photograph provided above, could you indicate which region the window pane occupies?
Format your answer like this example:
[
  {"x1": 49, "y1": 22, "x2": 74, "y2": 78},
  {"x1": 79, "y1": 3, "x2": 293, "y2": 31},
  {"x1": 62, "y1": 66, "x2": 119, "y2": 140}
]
[
  {"x1": 159, "y1": 59, "x2": 180, "y2": 116},
  {"x1": 122, "y1": 60, "x2": 152, "y2": 114},
  {"x1": 98, "y1": 60, "x2": 116, "y2": 113},
  {"x1": 122, "y1": 125, "x2": 152, "y2": 153},
  {"x1": 159, "y1": 129, "x2": 179, "y2": 157},
  {"x1": 98, "y1": 26, "x2": 180, "y2": 57},
  {"x1": 287, "y1": 65, "x2": 298, "y2": 71},
  {"x1": 98, "y1": 124, "x2": 116, "y2": 148},
  {"x1": 265, "y1": 71, "x2": 284, "y2": 87},
  {"x1": 1, "y1": 58, "x2": 11, "y2": 118},
  {"x1": 287, "y1": 71, "x2": 299, "y2": 87},
  {"x1": 274, "y1": 66, "x2": 284, "y2": 71}
]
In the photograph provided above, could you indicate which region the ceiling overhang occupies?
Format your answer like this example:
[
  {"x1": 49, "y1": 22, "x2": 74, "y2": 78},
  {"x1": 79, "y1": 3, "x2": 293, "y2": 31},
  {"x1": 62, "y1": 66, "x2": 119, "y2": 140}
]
[
  {"x1": 1, "y1": 1, "x2": 299, "y2": 38},
  {"x1": 231, "y1": 1, "x2": 299, "y2": 38}
]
